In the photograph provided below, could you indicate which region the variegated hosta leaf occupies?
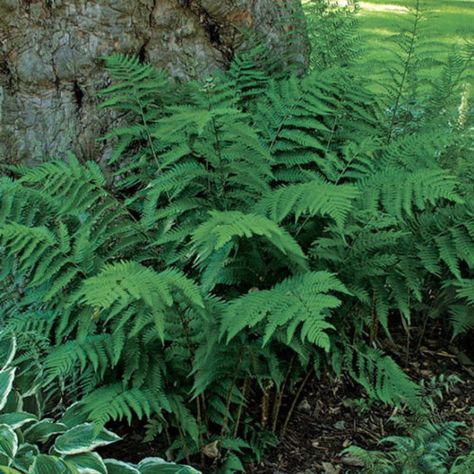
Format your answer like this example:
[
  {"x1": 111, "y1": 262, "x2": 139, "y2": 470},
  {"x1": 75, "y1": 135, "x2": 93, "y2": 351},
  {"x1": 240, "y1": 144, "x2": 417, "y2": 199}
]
[
  {"x1": 29, "y1": 454, "x2": 79, "y2": 474},
  {"x1": 0, "y1": 338, "x2": 16, "y2": 371},
  {"x1": 0, "y1": 412, "x2": 37, "y2": 430},
  {"x1": 54, "y1": 424, "x2": 120, "y2": 455},
  {"x1": 13, "y1": 369, "x2": 42, "y2": 399},
  {"x1": 0, "y1": 425, "x2": 18, "y2": 466},
  {"x1": 104, "y1": 459, "x2": 141, "y2": 474},
  {"x1": 138, "y1": 458, "x2": 201, "y2": 474},
  {"x1": 0, "y1": 369, "x2": 15, "y2": 412},
  {"x1": 24, "y1": 420, "x2": 68, "y2": 444},
  {"x1": 11, "y1": 443, "x2": 39, "y2": 472},
  {"x1": 60, "y1": 403, "x2": 89, "y2": 429},
  {"x1": 65, "y1": 452, "x2": 107, "y2": 474}
]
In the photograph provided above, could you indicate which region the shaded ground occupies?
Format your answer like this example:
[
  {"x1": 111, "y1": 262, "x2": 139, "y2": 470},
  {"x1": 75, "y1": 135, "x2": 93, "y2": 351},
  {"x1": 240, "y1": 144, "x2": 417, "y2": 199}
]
[
  {"x1": 254, "y1": 338, "x2": 474, "y2": 473},
  {"x1": 101, "y1": 331, "x2": 474, "y2": 473}
]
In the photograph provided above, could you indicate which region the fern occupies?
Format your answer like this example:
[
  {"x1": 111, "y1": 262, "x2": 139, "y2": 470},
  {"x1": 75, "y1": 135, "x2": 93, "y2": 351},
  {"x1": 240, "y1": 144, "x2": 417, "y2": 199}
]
[
  {"x1": 345, "y1": 347, "x2": 421, "y2": 409},
  {"x1": 222, "y1": 272, "x2": 348, "y2": 349},
  {"x1": 78, "y1": 384, "x2": 164, "y2": 427},
  {"x1": 255, "y1": 180, "x2": 359, "y2": 227},
  {"x1": 191, "y1": 211, "x2": 307, "y2": 270},
  {"x1": 2, "y1": 11, "x2": 473, "y2": 469},
  {"x1": 344, "y1": 420, "x2": 466, "y2": 474}
]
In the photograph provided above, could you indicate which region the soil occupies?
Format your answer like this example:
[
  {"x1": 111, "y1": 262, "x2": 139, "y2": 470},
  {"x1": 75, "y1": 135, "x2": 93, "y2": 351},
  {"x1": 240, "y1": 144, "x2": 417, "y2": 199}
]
[
  {"x1": 100, "y1": 332, "x2": 474, "y2": 474},
  {"x1": 251, "y1": 342, "x2": 474, "y2": 473}
]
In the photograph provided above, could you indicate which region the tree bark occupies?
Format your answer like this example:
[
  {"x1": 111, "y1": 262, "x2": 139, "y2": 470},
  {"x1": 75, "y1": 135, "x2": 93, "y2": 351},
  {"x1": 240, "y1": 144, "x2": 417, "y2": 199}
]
[{"x1": 0, "y1": 0, "x2": 308, "y2": 164}]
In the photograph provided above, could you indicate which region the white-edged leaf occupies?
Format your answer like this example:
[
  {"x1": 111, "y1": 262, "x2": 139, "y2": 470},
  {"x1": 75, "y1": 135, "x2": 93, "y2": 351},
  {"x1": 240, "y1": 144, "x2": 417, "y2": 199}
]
[
  {"x1": 29, "y1": 454, "x2": 79, "y2": 474},
  {"x1": 104, "y1": 459, "x2": 140, "y2": 474},
  {"x1": 0, "y1": 412, "x2": 37, "y2": 430},
  {"x1": 138, "y1": 458, "x2": 201, "y2": 474},
  {"x1": 11, "y1": 442, "x2": 39, "y2": 472},
  {"x1": 0, "y1": 424, "x2": 18, "y2": 465},
  {"x1": 60, "y1": 402, "x2": 89, "y2": 429},
  {"x1": 54, "y1": 424, "x2": 120, "y2": 455},
  {"x1": 0, "y1": 338, "x2": 16, "y2": 371},
  {"x1": 24, "y1": 419, "x2": 68, "y2": 444},
  {"x1": 0, "y1": 369, "x2": 15, "y2": 412},
  {"x1": 65, "y1": 452, "x2": 107, "y2": 474}
]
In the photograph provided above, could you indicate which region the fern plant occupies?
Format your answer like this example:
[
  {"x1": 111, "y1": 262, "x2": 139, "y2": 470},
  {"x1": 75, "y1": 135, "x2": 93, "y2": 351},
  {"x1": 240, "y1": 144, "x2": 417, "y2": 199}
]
[
  {"x1": 344, "y1": 420, "x2": 471, "y2": 474},
  {"x1": 1, "y1": 5, "x2": 473, "y2": 469}
]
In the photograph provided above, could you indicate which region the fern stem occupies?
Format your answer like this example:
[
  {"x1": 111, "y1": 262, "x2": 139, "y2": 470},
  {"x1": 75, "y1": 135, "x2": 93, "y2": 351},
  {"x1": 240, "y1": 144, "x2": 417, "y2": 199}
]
[
  {"x1": 211, "y1": 115, "x2": 227, "y2": 207},
  {"x1": 369, "y1": 292, "x2": 379, "y2": 345},
  {"x1": 261, "y1": 380, "x2": 273, "y2": 428},
  {"x1": 132, "y1": 83, "x2": 172, "y2": 203},
  {"x1": 280, "y1": 369, "x2": 312, "y2": 437},
  {"x1": 220, "y1": 356, "x2": 243, "y2": 438},
  {"x1": 233, "y1": 377, "x2": 250, "y2": 438},
  {"x1": 271, "y1": 356, "x2": 295, "y2": 433},
  {"x1": 177, "y1": 424, "x2": 192, "y2": 465}
]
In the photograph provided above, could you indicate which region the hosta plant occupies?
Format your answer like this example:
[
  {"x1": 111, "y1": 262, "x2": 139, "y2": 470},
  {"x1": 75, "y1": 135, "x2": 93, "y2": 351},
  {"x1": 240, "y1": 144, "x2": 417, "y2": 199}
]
[{"x1": 0, "y1": 336, "x2": 200, "y2": 474}]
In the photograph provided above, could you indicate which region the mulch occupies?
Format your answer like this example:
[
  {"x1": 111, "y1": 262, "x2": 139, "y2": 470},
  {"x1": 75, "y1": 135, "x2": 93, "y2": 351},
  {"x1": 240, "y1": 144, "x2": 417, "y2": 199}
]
[
  {"x1": 252, "y1": 337, "x2": 474, "y2": 474},
  {"x1": 100, "y1": 332, "x2": 474, "y2": 473}
]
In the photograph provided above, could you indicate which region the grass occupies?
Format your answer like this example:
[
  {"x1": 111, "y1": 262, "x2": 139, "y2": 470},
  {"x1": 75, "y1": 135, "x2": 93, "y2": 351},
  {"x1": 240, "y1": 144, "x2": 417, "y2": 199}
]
[
  {"x1": 356, "y1": 1, "x2": 474, "y2": 86},
  {"x1": 359, "y1": 1, "x2": 474, "y2": 46},
  {"x1": 302, "y1": 1, "x2": 474, "y2": 90}
]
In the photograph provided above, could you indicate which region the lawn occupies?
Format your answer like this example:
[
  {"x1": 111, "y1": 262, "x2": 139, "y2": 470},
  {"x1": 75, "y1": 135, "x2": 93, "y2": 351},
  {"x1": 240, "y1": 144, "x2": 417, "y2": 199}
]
[
  {"x1": 359, "y1": 0, "x2": 474, "y2": 44},
  {"x1": 355, "y1": 1, "x2": 474, "y2": 87}
]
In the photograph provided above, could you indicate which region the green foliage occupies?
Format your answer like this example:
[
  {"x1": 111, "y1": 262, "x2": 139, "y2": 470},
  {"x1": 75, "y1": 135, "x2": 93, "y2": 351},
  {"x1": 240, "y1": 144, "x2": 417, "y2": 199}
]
[
  {"x1": 304, "y1": 0, "x2": 361, "y2": 70},
  {"x1": 0, "y1": 335, "x2": 198, "y2": 474},
  {"x1": 222, "y1": 271, "x2": 347, "y2": 349},
  {"x1": 344, "y1": 420, "x2": 470, "y2": 474},
  {"x1": 1, "y1": 4, "x2": 473, "y2": 470}
]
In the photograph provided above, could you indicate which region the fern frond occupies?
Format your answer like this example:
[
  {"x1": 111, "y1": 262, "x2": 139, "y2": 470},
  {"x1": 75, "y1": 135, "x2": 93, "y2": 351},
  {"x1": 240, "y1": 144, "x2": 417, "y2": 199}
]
[
  {"x1": 192, "y1": 211, "x2": 307, "y2": 270},
  {"x1": 222, "y1": 272, "x2": 348, "y2": 349},
  {"x1": 346, "y1": 346, "x2": 421, "y2": 409},
  {"x1": 79, "y1": 384, "x2": 164, "y2": 428},
  {"x1": 255, "y1": 181, "x2": 359, "y2": 227}
]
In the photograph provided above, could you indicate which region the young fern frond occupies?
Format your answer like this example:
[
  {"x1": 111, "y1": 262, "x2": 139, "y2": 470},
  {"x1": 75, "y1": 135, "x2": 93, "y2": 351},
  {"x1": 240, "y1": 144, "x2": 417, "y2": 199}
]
[
  {"x1": 361, "y1": 168, "x2": 462, "y2": 219},
  {"x1": 78, "y1": 384, "x2": 164, "y2": 428},
  {"x1": 74, "y1": 262, "x2": 204, "y2": 341},
  {"x1": 45, "y1": 335, "x2": 114, "y2": 382}
]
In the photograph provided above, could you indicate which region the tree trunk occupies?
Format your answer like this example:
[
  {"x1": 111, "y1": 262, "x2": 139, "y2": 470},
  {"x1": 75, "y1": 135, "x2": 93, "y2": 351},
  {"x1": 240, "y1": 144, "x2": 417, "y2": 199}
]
[{"x1": 0, "y1": 0, "x2": 308, "y2": 164}]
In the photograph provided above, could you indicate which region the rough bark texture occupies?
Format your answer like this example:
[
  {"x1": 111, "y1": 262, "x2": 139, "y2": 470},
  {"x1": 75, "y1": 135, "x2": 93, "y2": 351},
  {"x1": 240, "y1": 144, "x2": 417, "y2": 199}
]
[{"x1": 0, "y1": 0, "x2": 308, "y2": 164}]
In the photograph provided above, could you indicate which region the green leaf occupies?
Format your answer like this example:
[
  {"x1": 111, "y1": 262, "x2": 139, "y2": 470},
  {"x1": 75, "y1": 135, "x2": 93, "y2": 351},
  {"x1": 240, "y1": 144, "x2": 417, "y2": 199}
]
[
  {"x1": 255, "y1": 181, "x2": 359, "y2": 227},
  {"x1": 11, "y1": 443, "x2": 39, "y2": 472},
  {"x1": 54, "y1": 424, "x2": 120, "y2": 455},
  {"x1": 0, "y1": 425, "x2": 18, "y2": 466},
  {"x1": 0, "y1": 467, "x2": 23, "y2": 474},
  {"x1": 0, "y1": 369, "x2": 15, "y2": 412},
  {"x1": 0, "y1": 412, "x2": 37, "y2": 430},
  {"x1": 29, "y1": 455, "x2": 79, "y2": 474},
  {"x1": 104, "y1": 459, "x2": 140, "y2": 474},
  {"x1": 192, "y1": 211, "x2": 307, "y2": 270},
  {"x1": 65, "y1": 452, "x2": 107, "y2": 474},
  {"x1": 24, "y1": 419, "x2": 68, "y2": 444},
  {"x1": 222, "y1": 272, "x2": 348, "y2": 348},
  {"x1": 0, "y1": 339, "x2": 16, "y2": 371},
  {"x1": 138, "y1": 458, "x2": 201, "y2": 474}
]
